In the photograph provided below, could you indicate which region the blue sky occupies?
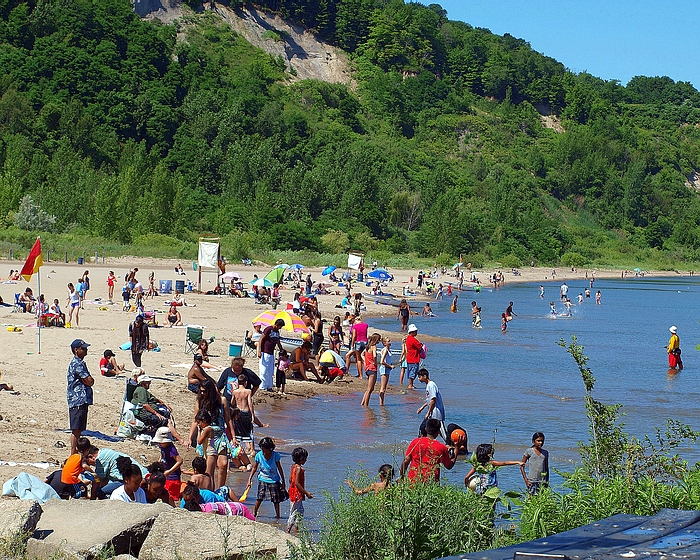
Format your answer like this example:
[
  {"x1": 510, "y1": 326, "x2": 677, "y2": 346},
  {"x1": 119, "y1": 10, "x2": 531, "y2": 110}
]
[{"x1": 435, "y1": 0, "x2": 699, "y2": 89}]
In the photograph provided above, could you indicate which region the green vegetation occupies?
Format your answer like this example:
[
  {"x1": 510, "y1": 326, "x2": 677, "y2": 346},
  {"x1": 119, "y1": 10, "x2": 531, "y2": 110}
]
[{"x1": 2, "y1": 0, "x2": 700, "y2": 268}]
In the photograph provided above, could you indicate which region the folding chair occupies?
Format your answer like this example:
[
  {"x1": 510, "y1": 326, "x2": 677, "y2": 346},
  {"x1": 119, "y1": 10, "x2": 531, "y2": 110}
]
[
  {"x1": 185, "y1": 326, "x2": 204, "y2": 354},
  {"x1": 12, "y1": 293, "x2": 21, "y2": 313},
  {"x1": 242, "y1": 330, "x2": 257, "y2": 357},
  {"x1": 116, "y1": 379, "x2": 145, "y2": 438}
]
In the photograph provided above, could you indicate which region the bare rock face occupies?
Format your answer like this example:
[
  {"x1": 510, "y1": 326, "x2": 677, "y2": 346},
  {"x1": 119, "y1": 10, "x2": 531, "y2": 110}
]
[
  {"x1": 0, "y1": 498, "x2": 43, "y2": 539},
  {"x1": 26, "y1": 500, "x2": 171, "y2": 560},
  {"x1": 139, "y1": 508, "x2": 299, "y2": 560},
  {"x1": 132, "y1": 0, "x2": 181, "y2": 19}
]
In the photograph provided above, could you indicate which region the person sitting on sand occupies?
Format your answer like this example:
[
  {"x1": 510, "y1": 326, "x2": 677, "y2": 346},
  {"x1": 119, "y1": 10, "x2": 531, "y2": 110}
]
[
  {"x1": 166, "y1": 305, "x2": 182, "y2": 327},
  {"x1": 290, "y1": 340, "x2": 323, "y2": 383},
  {"x1": 99, "y1": 349, "x2": 125, "y2": 377},
  {"x1": 187, "y1": 354, "x2": 215, "y2": 393},
  {"x1": 19, "y1": 287, "x2": 35, "y2": 313}
]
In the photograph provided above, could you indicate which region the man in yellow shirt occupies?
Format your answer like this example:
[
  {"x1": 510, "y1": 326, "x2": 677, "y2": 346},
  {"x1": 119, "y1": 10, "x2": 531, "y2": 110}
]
[{"x1": 667, "y1": 326, "x2": 682, "y2": 371}]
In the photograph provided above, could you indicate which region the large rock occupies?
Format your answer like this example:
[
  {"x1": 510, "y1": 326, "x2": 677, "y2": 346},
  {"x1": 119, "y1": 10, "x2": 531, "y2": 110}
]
[
  {"x1": 26, "y1": 499, "x2": 171, "y2": 560},
  {"x1": 0, "y1": 498, "x2": 42, "y2": 539},
  {"x1": 139, "y1": 508, "x2": 299, "y2": 560}
]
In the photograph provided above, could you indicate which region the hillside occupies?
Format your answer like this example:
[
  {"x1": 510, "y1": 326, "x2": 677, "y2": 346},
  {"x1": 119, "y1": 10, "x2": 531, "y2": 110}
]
[{"x1": 1, "y1": 0, "x2": 700, "y2": 267}]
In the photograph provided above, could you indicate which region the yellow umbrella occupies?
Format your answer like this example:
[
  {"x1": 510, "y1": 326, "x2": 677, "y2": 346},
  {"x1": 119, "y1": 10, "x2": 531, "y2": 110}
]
[{"x1": 252, "y1": 310, "x2": 309, "y2": 333}]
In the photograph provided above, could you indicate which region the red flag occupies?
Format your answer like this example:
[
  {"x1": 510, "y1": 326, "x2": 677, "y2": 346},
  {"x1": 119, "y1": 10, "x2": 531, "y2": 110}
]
[{"x1": 20, "y1": 237, "x2": 43, "y2": 281}]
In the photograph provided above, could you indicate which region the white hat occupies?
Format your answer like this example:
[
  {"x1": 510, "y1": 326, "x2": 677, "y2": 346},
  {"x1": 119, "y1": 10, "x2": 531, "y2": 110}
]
[
  {"x1": 408, "y1": 324, "x2": 418, "y2": 333},
  {"x1": 132, "y1": 367, "x2": 144, "y2": 377},
  {"x1": 137, "y1": 373, "x2": 152, "y2": 384},
  {"x1": 670, "y1": 326, "x2": 677, "y2": 334},
  {"x1": 151, "y1": 426, "x2": 173, "y2": 444}
]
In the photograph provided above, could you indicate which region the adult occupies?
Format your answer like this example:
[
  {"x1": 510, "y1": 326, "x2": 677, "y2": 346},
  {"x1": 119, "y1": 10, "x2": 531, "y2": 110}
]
[
  {"x1": 66, "y1": 282, "x2": 80, "y2": 327},
  {"x1": 327, "y1": 316, "x2": 344, "y2": 353},
  {"x1": 667, "y1": 326, "x2": 683, "y2": 371},
  {"x1": 318, "y1": 349, "x2": 346, "y2": 382},
  {"x1": 404, "y1": 324, "x2": 422, "y2": 390},
  {"x1": 197, "y1": 339, "x2": 220, "y2": 371},
  {"x1": 129, "y1": 315, "x2": 149, "y2": 367},
  {"x1": 19, "y1": 287, "x2": 35, "y2": 313},
  {"x1": 346, "y1": 315, "x2": 369, "y2": 378},
  {"x1": 400, "y1": 418, "x2": 456, "y2": 483},
  {"x1": 99, "y1": 349, "x2": 125, "y2": 377},
  {"x1": 310, "y1": 310, "x2": 324, "y2": 362},
  {"x1": 188, "y1": 378, "x2": 236, "y2": 489},
  {"x1": 131, "y1": 374, "x2": 178, "y2": 434},
  {"x1": 559, "y1": 282, "x2": 568, "y2": 301},
  {"x1": 94, "y1": 448, "x2": 148, "y2": 497},
  {"x1": 505, "y1": 301, "x2": 516, "y2": 321},
  {"x1": 187, "y1": 354, "x2": 215, "y2": 393},
  {"x1": 217, "y1": 357, "x2": 262, "y2": 402},
  {"x1": 109, "y1": 456, "x2": 147, "y2": 503},
  {"x1": 107, "y1": 271, "x2": 117, "y2": 302},
  {"x1": 258, "y1": 318, "x2": 285, "y2": 391},
  {"x1": 416, "y1": 368, "x2": 446, "y2": 440},
  {"x1": 66, "y1": 339, "x2": 94, "y2": 455},
  {"x1": 290, "y1": 340, "x2": 322, "y2": 382},
  {"x1": 166, "y1": 305, "x2": 182, "y2": 327},
  {"x1": 397, "y1": 299, "x2": 411, "y2": 331},
  {"x1": 82, "y1": 270, "x2": 90, "y2": 302}
]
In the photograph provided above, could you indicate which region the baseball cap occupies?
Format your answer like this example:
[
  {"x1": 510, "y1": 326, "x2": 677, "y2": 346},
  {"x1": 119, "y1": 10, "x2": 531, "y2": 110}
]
[
  {"x1": 408, "y1": 324, "x2": 418, "y2": 333},
  {"x1": 151, "y1": 427, "x2": 174, "y2": 444},
  {"x1": 136, "y1": 374, "x2": 152, "y2": 384},
  {"x1": 103, "y1": 349, "x2": 115, "y2": 358},
  {"x1": 71, "y1": 339, "x2": 90, "y2": 351}
]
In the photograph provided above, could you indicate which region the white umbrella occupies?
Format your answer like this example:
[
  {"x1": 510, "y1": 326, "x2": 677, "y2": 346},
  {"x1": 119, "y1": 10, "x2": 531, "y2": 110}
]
[{"x1": 221, "y1": 272, "x2": 243, "y2": 282}]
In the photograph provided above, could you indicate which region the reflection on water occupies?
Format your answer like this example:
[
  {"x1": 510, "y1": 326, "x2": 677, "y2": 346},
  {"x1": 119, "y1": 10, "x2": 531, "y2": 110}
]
[{"x1": 242, "y1": 276, "x2": 700, "y2": 529}]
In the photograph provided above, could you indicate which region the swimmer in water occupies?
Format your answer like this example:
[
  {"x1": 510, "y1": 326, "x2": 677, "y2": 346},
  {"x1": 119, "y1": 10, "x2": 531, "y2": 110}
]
[
  {"x1": 501, "y1": 313, "x2": 507, "y2": 332},
  {"x1": 564, "y1": 298, "x2": 572, "y2": 315},
  {"x1": 422, "y1": 303, "x2": 436, "y2": 317},
  {"x1": 473, "y1": 307, "x2": 482, "y2": 328},
  {"x1": 450, "y1": 295, "x2": 458, "y2": 313},
  {"x1": 577, "y1": 293, "x2": 584, "y2": 304},
  {"x1": 549, "y1": 301, "x2": 556, "y2": 315},
  {"x1": 538, "y1": 285, "x2": 544, "y2": 298}
]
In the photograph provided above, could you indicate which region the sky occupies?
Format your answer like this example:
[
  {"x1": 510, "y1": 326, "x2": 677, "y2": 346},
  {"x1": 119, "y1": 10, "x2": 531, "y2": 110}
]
[{"x1": 434, "y1": 0, "x2": 699, "y2": 89}]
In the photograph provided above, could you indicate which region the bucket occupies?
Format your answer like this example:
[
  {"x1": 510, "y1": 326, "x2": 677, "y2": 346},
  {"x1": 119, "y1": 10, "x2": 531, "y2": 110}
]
[
  {"x1": 175, "y1": 280, "x2": 185, "y2": 294},
  {"x1": 77, "y1": 257, "x2": 84, "y2": 265},
  {"x1": 159, "y1": 280, "x2": 173, "y2": 294},
  {"x1": 229, "y1": 342, "x2": 243, "y2": 357}
]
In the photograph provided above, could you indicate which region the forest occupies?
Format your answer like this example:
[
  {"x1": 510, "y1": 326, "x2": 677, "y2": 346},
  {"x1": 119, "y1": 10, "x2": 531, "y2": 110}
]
[{"x1": 2, "y1": 0, "x2": 700, "y2": 267}]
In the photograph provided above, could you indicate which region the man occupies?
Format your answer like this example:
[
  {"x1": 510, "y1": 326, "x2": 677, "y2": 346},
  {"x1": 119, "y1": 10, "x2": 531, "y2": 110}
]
[
  {"x1": 129, "y1": 314, "x2": 149, "y2": 367},
  {"x1": 258, "y1": 318, "x2": 285, "y2": 390},
  {"x1": 217, "y1": 357, "x2": 262, "y2": 401},
  {"x1": 405, "y1": 324, "x2": 422, "y2": 390},
  {"x1": 416, "y1": 368, "x2": 447, "y2": 440},
  {"x1": 560, "y1": 282, "x2": 568, "y2": 301},
  {"x1": 505, "y1": 301, "x2": 516, "y2": 321},
  {"x1": 400, "y1": 418, "x2": 457, "y2": 483},
  {"x1": 66, "y1": 339, "x2": 94, "y2": 455},
  {"x1": 667, "y1": 325, "x2": 683, "y2": 371},
  {"x1": 131, "y1": 373, "x2": 174, "y2": 433}
]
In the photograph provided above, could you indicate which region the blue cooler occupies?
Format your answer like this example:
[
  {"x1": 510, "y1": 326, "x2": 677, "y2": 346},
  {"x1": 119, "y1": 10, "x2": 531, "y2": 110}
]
[
  {"x1": 229, "y1": 342, "x2": 243, "y2": 357},
  {"x1": 160, "y1": 280, "x2": 173, "y2": 294},
  {"x1": 175, "y1": 280, "x2": 185, "y2": 294}
]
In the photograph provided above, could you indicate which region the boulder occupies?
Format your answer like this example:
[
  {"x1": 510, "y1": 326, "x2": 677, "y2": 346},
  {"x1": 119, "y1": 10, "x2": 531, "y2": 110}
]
[
  {"x1": 0, "y1": 498, "x2": 42, "y2": 539},
  {"x1": 26, "y1": 499, "x2": 171, "y2": 560},
  {"x1": 139, "y1": 508, "x2": 299, "y2": 560},
  {"x1": 113, "y1": 555, "x2": 138, "y2": 560}
]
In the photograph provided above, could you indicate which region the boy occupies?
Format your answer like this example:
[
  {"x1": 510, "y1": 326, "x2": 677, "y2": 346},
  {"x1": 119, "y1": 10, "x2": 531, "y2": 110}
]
[
  {"x1": 245, "y1": 437, "x2": 285, "y2": 518},
  {"x1": 287, "y1": 447, "x2": 313, "y2": 533},
  {"x1": 49, "y1": 437, "x2": 97, "y2": 499},
  {"x1": 122, "y1": 283, "x2": 131, "y2": 311},
  {"x1": 182, "y1": 456, "x2": 213, "y2": 490}
]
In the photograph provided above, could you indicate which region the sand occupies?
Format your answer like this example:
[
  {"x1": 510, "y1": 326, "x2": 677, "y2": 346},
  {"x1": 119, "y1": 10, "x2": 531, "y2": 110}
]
[{"x1": 0, "y1": 258, "x2": 673, "y2": 487}]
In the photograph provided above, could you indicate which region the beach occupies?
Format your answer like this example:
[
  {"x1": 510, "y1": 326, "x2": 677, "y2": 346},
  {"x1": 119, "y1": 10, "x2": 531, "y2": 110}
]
[{"x1": 0, "y1": 259, "x2": 674, "y2": 489}]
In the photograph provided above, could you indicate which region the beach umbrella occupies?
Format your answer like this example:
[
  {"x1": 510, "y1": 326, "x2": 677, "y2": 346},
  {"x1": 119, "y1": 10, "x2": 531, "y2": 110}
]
[
  {"x1": 368, "y1": 269, "x2": 391, "y2": 280},
  {"x1": 249, "y1": 277, "x2": 274, "y2": 287},
  {"x1": 633, "y1": 268, "x2": 642, "y2": 272},
  {"x1": 274, "y1": 263, "x2": 290, "y2": 269},
  {"x1": 265, "y1": 267, "x2": 286, "y2": 284},
  {"x1": 322, "y1": 266, "x2": 336, "y2": 276},
  {"x1": 252, "y1": 310, "x2": 309, "y2": 333},
  {"x1": 452, "y1": 263, "x2": 461, "y2": 270},
  {"x1": 288, "y1": 264, "x2": 305, "y2": 271},
  {"x1": 220, "y1": 272, "x2": 243, "y2": 282}
]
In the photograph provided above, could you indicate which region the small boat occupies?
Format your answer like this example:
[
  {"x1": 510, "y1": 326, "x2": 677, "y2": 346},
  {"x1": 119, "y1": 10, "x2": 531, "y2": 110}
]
[{"x1": 366, "y1": 293, "x2": 432, "y2": 307}]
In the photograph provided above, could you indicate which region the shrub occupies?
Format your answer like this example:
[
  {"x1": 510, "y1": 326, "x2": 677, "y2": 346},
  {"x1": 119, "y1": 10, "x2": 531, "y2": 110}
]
[{"x1": 14, "y1": 195, "x2": 56, "y2": 232}]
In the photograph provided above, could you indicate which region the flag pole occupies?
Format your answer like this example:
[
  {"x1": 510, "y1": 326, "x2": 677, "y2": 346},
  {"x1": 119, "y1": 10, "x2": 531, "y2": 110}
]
[{"x1": 37, "y1": 257, "x2": 41, "y2": 354}]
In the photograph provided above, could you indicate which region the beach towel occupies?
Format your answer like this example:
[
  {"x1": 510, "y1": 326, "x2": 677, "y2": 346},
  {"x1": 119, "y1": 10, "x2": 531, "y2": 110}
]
[{"x1": 2, "y1": 472, "x2": 60, "y2": 503}]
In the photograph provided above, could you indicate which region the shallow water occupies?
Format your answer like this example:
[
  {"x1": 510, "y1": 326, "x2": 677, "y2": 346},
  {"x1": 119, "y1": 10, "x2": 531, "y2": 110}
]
[{"x1": 244, "y1": 276, "x2": 700, "y2": 527}]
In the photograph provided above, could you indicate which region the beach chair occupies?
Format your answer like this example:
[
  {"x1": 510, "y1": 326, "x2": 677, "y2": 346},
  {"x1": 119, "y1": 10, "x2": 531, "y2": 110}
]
[
  {"x1": 12, "y1": 293, "x2": 21, "y2": 313},
  {"x1": 116, "y1": 379, "x2": 145, "y2": 438},
  {"x1": 185, "y1": 326, "x2": 204, "y2": 354},
  {"x1": 242, "y1": 330, "x2": 257, "y2": 357}
]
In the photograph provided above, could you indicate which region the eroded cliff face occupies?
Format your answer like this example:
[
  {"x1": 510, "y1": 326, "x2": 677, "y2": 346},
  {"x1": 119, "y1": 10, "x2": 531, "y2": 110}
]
[{"x1": 133, "y1": 1, "x2": 353, "y2": 85}]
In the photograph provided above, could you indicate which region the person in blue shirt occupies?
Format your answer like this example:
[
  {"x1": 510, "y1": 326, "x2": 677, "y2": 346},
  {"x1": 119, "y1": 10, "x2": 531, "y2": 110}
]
[
  {"x1": 244, "y1": 437, "x2": 286, "y2": 518},
  {"x1": 66, "y1": 339, "x2": 94, "y2": 455}
]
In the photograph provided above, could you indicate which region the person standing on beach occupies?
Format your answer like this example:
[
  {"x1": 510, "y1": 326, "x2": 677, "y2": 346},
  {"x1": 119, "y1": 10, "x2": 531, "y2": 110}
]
[
  {"x1": 405, "y1": 324, "x2": 422, "y2": 390},
  {"x1": 129, "y1": 315, "x2": 149, "y2": 368},
  {"x1": 107, "y1": 271, "x2": 116, "y2": 302},
  {"x1": 666, "y1": 326, "x2": 683, "y2": 371},
  {"x1": 259, "y1": 319, "x2": 285, "y2": 391},
  {"x1": 67, "y1": 339, "x2": 94, "y2": 455}
]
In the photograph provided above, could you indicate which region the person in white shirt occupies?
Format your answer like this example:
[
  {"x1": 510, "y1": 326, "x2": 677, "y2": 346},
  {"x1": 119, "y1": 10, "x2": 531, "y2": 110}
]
[{"x1": 109, "y1": 456, "x2": 147, "y2": 503}]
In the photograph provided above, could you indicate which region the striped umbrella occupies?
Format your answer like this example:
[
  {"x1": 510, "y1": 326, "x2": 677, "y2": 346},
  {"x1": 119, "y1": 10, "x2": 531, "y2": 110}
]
[{"x1": 252, "y1": 310, "x2": 309, "y2": 333}]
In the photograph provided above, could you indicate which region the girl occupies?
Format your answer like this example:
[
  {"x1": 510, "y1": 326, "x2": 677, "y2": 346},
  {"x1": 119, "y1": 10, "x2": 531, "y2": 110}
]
[
  {"x1": 328, "y1": 316, "x2": 344, "y2": 353},
  {"x1": 378, "y1": 336, "x2": 393, "y2": 406},
  {"x1": 141, "y1": 463, "x2": 174, "y2": 505},
  {"x1": 520, "y1": 432, "x2": 549, "y2": 495},
  {"x1": 194, "y1": 410, "x2": 217, "y2": 485},
  {"x1": 276, "y1": 349, "x2": 290, "y2": 394},
  {"x1": 465, "y1": 443, "x2": 523, "y2": 495},
  {"x1": 596, "y1": 290, "x2": 601, "y2": 305},
  {"x1": 397, "y1": 300, "x2": 411, "y2": 331},
  {"x1": 245, "y1": 437, "x2": 286, "y2": 519},
  {"x1": 451, "y1": 294, "x2": 458, "y2": 313},
  {"x1": 549, "y1": 301, "x2": 557, "y2": 315},
  {"x1": 287, "y1": 447, "x2": 313, "y2": 534},
  {"x1": 152, "y1": 426, "x2": 182, "y2": 502},
  {"x1": 501, "y1": 313, "x2": 508, "y2": 332},
  {"x1": 66, "y1": 282, "x2": 80, "y2": 328},
  {"x1": 346, "y1": 464, "x2": 394, "y2": 495},
  {"x1": 110, "y1": 456, "x2": 147, "y2": 503},
  {"x1": 361, "y1": 333, "x2": 382, "y2": 406},
  {"x1": 398, "y1": 336, "x2": 408, "y2": 385},
  {"x1": 107, "y1": 271, "x2": 116, "y2": 302}
]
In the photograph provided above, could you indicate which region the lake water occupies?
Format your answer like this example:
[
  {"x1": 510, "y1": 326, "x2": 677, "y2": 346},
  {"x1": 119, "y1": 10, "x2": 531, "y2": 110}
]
[{"x1": 248, "y1": 276, "x2": 700, "y2": 526}]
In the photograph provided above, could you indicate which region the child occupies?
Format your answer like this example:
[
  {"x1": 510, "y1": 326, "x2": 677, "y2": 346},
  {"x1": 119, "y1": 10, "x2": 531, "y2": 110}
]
[
  {"x1": 53, "y1": 437, "x2": 96, "y2": 499},
  {"x1": 473, "y1": 307, "x2": 482, "y2": 328},
  {"x1": 398, "y1": 336, "x2": 407, "y2": 386},
  {"x1": 450, "y1": 294, "x2": 458, "y2": 313},
  {"x1": 521, "y1": 432, "x2": 549, "y2": 495},
  {"x1": 183, "y1": 456, "x2": 213, "y2": 490},
  {"x1": 276, "y1": 349, "x2": 290, "y2": 394},
  {"x1": 501, "y1": 313, "x2": 508, "y2": 332},
  {"x1": 110, "y1": 456, "x2": 147, "y2": 503},
  {"x1": 50, "y1": 298, "x2": 66, "y2": 326},
  {"x1": 181, "y1": 482, "x2": 252, "y2": 518},
  {"x1": 122, "y1": 283, "x2": 131, "y2": 311},
  {"x1": 152, "y1": 426, "x2": 183, "y2": 502},
  {"x1": 345, "y1": 464, "x2": 394, "y2": 495},
  {"x1": 361, "y1": 333, "x2": 381, "y2": 407},
  {"x1": 549, "y1": 301, "x2": 557, "y2": 315},
  {"x1": 378, "y1": 337, "x2": 393, "y2": 406},
  {"x1": 194, "y1": 410, "x2": 217, "y2": 484},
  {"x1": 287, "y1": 447, "x2": 313, "y2": 533},
  {"x1": 245, "y1": 437, "x2": 285, "y2": 519},
  {"x1": 465, "y1": 443, "x2": 523, "y2": 495},
  {"x1": 141, "y1": 463, "x2": 174, "y2": 505}
]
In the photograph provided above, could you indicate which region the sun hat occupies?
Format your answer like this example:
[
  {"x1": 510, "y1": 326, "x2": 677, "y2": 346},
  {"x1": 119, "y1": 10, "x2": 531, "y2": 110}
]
[
  {"x1": 137, "y1": 373, "x2": 152, "y2": 384},
  {"x1": 407, "y1": 324, "x2": 418, "y2": 333},
  {"x1": 151, "y1": 427, "x2": 174, "y2": 444},
  {"x1": 70, "y1": 339, "x2": 90, "y2": 350},
  {"x1": 670, "y1": 326, "x2": 677, "y2": 334}
]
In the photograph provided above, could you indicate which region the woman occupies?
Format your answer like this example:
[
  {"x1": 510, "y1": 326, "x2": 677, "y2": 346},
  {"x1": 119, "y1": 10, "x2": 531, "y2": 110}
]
[
  {"x1": 107, "y1": 271, "x2": 117, "y2": 302},
  {"x1": 397, "y1": 299, "x2": 411, "y2": 331},
  {"x1": 66, "y1": 282, "x2": 80, "y2": 327},
  {"x1": 328, "y1": 316, "x2": 344, "y2": 353},
  {"x1": 166, "y1": 305, "x2": 182, "y2": 327},
  {"x1": 290, "y1": 341, "x2": 322, "y2": 382},
  {"x1": 311, "y1": 310, "x2": 324, "y2": 362},
  {"x1": 197, "y1": 339, "x2": 220, "y2": 371},
  {"x1": 188, "y1": 379, "x2": 236, "y2": 490}
]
